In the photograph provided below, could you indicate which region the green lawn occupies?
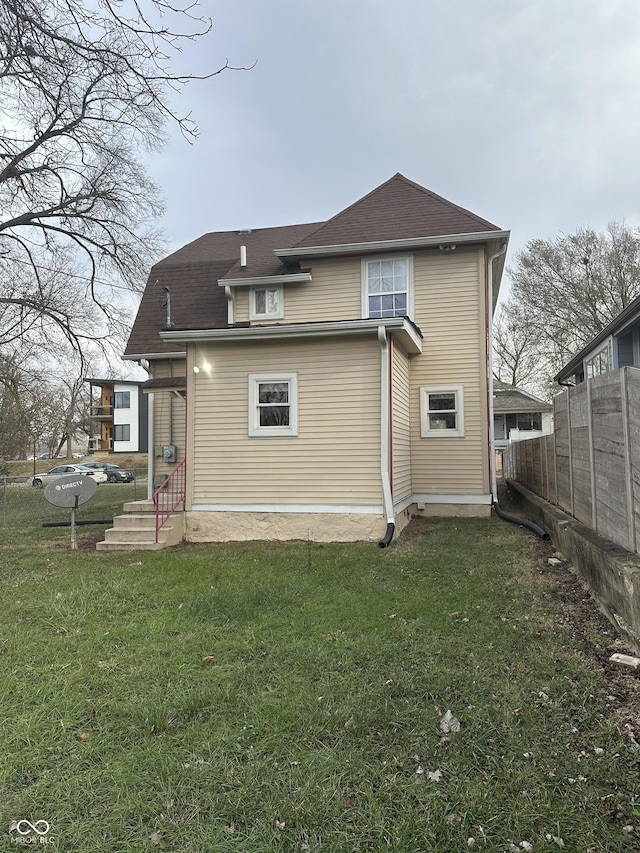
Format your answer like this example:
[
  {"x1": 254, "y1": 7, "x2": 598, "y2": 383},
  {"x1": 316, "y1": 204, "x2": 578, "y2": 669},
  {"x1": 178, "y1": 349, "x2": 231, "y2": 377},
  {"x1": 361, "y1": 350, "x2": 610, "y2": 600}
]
[{"x1": 0, "y1": 512, "x2": 638, "y2": 852}]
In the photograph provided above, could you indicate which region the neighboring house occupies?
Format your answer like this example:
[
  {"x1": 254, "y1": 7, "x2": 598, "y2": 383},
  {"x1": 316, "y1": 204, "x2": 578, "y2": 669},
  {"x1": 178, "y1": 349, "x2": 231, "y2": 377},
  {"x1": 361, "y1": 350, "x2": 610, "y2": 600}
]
[
  {"x1": 123, "y1": 173, "x2": 509, "y2": 544},
  {"x1": 493, "y1": 380, "x2": 553, "y2": 470},
  {"x1": 555, "y1": 293, "x2": 640, "y2": 385},
  {"x1": 87, "y1": 379, "x2": 149, "y2": 454}
]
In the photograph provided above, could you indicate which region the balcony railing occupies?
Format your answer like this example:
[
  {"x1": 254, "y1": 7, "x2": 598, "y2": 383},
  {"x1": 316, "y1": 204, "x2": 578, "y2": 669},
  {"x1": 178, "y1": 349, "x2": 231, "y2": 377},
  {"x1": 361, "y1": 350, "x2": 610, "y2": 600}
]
[
  {"x1": 153, "y1": 459, "x2": 186, "y2": 543},
  {"x1": 90, "y1": 405, "x2": 113, "y2": 419}
]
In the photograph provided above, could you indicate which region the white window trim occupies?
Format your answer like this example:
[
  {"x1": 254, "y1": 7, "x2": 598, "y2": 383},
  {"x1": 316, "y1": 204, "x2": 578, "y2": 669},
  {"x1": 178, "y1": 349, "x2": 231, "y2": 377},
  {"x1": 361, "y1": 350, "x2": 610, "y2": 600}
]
[
  {"x1": 420, "y1": 385, "x2": 465, "y2": 438},
  {"x1": 249, "y1": 286, "x2": 284, "y2": 321},
  {"x1": 361, "y1": 255, "x2": 413, "y2": 319},
  {"x1": 248, "y1": 373, "x2": 298, "y2": 437}
]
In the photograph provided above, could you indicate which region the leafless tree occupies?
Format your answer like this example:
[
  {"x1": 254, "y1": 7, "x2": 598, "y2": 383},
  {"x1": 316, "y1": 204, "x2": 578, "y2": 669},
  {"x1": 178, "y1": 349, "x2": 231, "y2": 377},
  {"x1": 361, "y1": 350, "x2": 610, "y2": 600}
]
[
  {"x1": 0, "y1": 0, "x2": 245, "y2": 362},
  {"x1": 505, "y1": 221, "x2": 640, "y2": 387}
]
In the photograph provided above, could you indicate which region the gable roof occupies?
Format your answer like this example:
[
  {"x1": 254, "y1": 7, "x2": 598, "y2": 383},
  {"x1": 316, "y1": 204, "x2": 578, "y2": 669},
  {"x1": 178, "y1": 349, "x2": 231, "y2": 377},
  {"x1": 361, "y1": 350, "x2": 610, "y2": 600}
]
[
  {"x1": 289, "y1": 173, "x2": 500, "y2": 250},
  {"x1": 493, "y1": 380, "x2": 552, "y2": 414},
  {"x1": 125, "y1": 174, "x2": 505, "y2": 359}
]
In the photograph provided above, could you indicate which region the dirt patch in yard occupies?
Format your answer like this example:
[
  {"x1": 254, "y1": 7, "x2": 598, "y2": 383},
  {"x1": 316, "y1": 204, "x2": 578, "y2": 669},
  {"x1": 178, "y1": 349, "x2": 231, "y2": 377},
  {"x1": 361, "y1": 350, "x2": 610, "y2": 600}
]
[{"x1": 498, "y1": 480, "x2": 640, "y2": 750}]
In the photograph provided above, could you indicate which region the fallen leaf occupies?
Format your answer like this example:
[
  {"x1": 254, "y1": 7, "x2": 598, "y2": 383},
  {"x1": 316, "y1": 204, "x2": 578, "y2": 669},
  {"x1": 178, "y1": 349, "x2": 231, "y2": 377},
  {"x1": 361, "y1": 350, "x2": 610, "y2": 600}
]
[
  {"x1": 202, "y1": 655, "x2": 216, "y2": 664},
  {"x1": 440, "y1": 710, "x2": 461, "y2": 733},
  {"x1": 79, "y1": 731, "x2": 90, "y2": 741},
  {"x1": 344, "y1": 716, "x2": 355, "y2": 729},
  {"x1": 275, "y1": 820, "x2": 286, "y2": 830},
  {"x1": 223, "y1": 823, "x2": 235, "y2": 834},
  {"x1": 427, "y1": 769, "x2": 444, "y2": 782},
  {"x1": 149, "y1": 831, "x2": 162, "y2": 845}
]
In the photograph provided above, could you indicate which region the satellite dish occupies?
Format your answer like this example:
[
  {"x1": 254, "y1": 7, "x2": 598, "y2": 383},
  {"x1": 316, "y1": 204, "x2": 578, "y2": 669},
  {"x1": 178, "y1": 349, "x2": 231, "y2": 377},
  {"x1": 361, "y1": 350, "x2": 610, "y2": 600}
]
[{"x1": 44, "y1": 474, "x2": 97, "y2": 508}]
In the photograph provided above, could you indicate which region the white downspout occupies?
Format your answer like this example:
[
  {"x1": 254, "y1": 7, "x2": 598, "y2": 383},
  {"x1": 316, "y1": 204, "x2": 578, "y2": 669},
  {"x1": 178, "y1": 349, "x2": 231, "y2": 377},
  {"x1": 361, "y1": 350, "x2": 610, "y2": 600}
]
[
  {"x1": 378, "y1": 326, "x2": 395, "y2": 546},
  {"x1": 147, "y1": 391, "x2": 155, "y2": 500},
  {"x1": 487, "y1": 243, "x2": 507, "y2": 502}
]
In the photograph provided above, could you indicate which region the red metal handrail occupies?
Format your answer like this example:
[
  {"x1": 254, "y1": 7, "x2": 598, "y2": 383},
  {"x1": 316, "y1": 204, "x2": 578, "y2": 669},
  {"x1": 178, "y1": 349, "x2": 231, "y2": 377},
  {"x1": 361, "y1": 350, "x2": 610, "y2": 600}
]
[{"x1": 153, "y1": 458, "x2": 186, "y2": 543}]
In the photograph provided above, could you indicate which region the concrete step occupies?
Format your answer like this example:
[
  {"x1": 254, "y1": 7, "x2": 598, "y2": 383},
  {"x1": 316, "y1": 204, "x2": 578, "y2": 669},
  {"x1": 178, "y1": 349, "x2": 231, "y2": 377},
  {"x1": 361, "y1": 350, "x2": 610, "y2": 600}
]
[
  {"x1": 96, "y1": 510, "x2": 185, "y2": 552},
  {"x1": 111, "y1": 513, "x2": 157, "y2": 530}
]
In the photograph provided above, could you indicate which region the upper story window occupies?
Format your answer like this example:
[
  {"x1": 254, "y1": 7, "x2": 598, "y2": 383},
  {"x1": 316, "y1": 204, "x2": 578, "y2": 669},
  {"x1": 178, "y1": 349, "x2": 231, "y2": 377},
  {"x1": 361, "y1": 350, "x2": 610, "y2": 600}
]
[
  {"x1": 250, "y1": 287, "x2": 283, "y2": 321},
  {"x1": 362, "y1": 257, "x2": 412, "y2": 319},
  {"x1": 114, "y1": 391, "x2": 131, "y2": 409}
]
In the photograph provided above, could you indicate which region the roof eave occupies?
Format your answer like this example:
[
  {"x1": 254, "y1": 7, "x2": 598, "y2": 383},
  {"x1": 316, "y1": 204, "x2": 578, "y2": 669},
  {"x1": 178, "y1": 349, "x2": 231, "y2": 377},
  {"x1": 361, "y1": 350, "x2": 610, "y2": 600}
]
[
  {"x1": 123, "y1": 351, "x2": 186, "y2": 362},
  {"x1": 275, "y1": 230, "x2": 510, "y2": 261},
  {"x1": 160, "y1": 317, "x2": 423, "y2": 355},
  {"x1": 218, "y1": 272, "x2": 312, "y2": 287}
]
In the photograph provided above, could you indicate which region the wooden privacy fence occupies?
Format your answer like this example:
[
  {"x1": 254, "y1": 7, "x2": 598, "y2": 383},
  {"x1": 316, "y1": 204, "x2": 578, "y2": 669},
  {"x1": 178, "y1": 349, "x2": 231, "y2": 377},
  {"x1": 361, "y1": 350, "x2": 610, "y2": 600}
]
[{"x1": 503, "y1": 366, "x2": 640, "y2": 555}]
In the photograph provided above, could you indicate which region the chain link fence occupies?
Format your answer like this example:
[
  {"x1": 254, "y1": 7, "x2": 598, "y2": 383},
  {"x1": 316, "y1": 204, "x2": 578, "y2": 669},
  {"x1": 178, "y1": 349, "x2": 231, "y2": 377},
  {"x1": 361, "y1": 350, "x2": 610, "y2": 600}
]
[{"x1": 0, "y1": 467, "x2": 149, "y2": 529}]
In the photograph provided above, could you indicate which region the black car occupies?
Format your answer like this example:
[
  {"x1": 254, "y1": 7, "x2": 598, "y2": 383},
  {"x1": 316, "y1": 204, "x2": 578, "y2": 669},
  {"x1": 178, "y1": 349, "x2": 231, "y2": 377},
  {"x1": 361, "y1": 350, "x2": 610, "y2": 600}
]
[{"x1": 82, "y1": 461, "x2": 135, "y2": 483}]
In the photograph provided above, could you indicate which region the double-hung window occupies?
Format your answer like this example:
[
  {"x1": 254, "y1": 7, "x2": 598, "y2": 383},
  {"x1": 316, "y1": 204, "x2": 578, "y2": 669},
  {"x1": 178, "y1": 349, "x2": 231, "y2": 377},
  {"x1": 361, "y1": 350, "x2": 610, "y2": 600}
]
[
  {"x1": 363, "y1": 257, "x2": 411, "y2": 319},
  {"x1": 114, "y1": 391, "x2": 131, "y2": 409},
  {"x1": 113, "y1": 424, "x2": 131, "y2": 442},
  {"x1": 420, "y1": 386, "x2": 464, "y2": 437},
  {"x1": 250, "y1": 287, "x2": 283, "y2": 321},
  {"x1": 248, "y1": 373, "x2": 298, "y2": 436}
]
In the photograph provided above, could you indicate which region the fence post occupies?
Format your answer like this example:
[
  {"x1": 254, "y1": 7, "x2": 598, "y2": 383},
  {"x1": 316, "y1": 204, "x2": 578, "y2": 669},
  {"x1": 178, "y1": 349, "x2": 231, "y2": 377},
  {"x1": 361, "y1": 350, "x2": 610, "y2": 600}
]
[
  {"x1": 621, "y1": 368, "x2": 636, "y2": 552},
  {"x1": 587, "y1": 379, "x2": 597, "y2": 531},
  {"x1": 567, "y1": 388, "x2": 574, "y2": 516}
]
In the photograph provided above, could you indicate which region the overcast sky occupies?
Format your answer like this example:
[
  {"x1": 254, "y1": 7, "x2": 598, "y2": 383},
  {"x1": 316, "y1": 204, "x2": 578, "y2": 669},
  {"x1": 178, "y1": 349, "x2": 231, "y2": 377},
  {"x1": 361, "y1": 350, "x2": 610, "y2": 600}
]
[{"x1": 146, "y1": 0, "x2": 640, "y2": 301}]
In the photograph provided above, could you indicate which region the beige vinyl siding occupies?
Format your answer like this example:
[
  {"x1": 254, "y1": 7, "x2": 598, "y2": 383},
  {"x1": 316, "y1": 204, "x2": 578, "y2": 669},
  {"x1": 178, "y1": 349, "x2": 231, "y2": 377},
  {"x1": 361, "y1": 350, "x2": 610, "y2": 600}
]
[
  {"x1": 190, "y1": 336, "x2": 382, "y2": 506},
  {"x1": 391, "y1": 342, "x2": 412, "y2": 502},
  {"x1": 150, "y1": 359, "x2": 186, "y2": 475},
  {"x1": 410, "y1": 248, "x2": 489, "y2": 495}
]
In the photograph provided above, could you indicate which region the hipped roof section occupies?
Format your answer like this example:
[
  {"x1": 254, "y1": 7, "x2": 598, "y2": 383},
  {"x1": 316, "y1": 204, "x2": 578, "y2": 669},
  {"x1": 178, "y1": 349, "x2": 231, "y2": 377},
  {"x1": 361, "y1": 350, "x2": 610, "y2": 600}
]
[
  {"x1": 287, "y1": 173, "x2": 500, "y2": 250},
  {"x1": 124, "y1": 174, "x2": 505, "y2": 359}
]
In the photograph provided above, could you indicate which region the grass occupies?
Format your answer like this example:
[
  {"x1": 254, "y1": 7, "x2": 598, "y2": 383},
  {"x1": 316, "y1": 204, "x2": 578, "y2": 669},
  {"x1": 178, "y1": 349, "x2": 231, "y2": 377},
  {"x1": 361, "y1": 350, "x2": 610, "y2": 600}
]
[
  {"x1": 0, "y1": 478, "x2": 145, "y2": 532},
  {"x1": 0, "y1": 513, "x2": 638, "y2": 851}
]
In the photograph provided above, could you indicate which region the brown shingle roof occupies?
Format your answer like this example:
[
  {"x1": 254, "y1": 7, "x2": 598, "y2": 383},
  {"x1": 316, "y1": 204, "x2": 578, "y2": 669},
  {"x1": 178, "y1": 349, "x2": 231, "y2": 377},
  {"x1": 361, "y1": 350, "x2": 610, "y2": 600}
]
[
  {"x1": 292, "y1": 173, "x2": 500, "y2": 249},
  {"x1": 124, "y1": 174, "x2": 503, "y2": 359},
  {"x1": 124, "y1": 224, "x2": 321, "y2": 357}
]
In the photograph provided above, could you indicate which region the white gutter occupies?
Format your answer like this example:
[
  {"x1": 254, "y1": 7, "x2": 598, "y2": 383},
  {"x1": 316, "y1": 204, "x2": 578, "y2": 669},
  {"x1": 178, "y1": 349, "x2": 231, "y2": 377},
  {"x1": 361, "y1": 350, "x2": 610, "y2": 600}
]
[
  {"x1": 275, "y1": 230, "x2": 510, "y2": 260},
  {"x1": 487, "y1": 243, "x2": 508, "y2": 502},
  {"x1": 218, "y1": 272, "x2": 312, "y2": 287},
  {"x1": 378, "y1": 325, "x2": 395, "y2": 533},
  {"x1": 160, "y1": 316, "x2": 422, "y2": 354}
]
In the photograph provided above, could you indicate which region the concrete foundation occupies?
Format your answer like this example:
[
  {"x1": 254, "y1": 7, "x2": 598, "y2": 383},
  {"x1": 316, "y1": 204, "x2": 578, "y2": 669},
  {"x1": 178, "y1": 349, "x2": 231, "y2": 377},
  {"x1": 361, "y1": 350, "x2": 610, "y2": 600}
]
[
  {"x1": 185, "y1": 510, "x2": 388, "y2": 543},
  {"x1": 507, "y1": 479, "x2": 640, "y2": 655}
]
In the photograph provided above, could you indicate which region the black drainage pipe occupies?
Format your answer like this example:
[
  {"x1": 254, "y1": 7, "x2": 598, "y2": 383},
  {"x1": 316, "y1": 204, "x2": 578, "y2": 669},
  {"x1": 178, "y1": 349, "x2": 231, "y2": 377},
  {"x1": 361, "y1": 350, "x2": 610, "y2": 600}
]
[
  {"x1": 378, "y1": 522, "x2": 395, "y2": 548},
  {"x1": 493, "y1": 501, "x2": 550, "y2": 540},
  {"x1": 42, "y1": 519, "x2": 113, "y2": 527}
]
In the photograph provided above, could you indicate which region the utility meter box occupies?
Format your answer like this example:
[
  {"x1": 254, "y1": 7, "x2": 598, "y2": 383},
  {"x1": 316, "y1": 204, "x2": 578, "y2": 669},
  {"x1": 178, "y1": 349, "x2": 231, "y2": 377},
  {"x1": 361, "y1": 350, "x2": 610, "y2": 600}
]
[{"x1": 162, "y1": 445, "x2": 176, "y2": 463}]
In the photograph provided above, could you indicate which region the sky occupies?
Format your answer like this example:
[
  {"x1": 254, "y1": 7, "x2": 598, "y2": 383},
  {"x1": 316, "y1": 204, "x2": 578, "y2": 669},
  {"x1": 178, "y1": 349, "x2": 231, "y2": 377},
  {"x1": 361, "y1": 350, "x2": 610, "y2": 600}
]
[{"x1": 145, "y1": 0, "x2": 640, "y2": 303}]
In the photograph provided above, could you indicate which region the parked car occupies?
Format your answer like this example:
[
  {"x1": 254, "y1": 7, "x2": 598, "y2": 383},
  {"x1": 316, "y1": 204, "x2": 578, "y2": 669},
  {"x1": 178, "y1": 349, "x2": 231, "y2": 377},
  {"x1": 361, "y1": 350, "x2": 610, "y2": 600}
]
[
  {"x1": 81, "y1": 461, "x2": 135, "y2": 483},
  {"x1": 30, "y1": 464, "x2": 108, "y2": 487}
]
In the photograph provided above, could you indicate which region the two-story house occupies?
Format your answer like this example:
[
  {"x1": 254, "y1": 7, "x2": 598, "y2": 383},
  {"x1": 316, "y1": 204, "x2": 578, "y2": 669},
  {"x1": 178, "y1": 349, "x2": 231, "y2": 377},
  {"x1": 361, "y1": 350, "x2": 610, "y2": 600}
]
[{"x1": 122, "y1": 174, "x2": 509, "y2": 546}]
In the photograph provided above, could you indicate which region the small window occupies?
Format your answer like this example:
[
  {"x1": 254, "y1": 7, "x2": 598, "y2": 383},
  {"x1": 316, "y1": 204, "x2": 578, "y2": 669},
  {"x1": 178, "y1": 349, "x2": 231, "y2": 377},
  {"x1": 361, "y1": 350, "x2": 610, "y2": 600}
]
[
  {"x1": 585, "y1": 345, "x2": 610, "y2": 378},
  {"x1": 113, "y1": 424, "x2": 131, "y2": 442},
  {"x1": 362, "y1": 256, "x2": 412, "y2": 319},
  {"x1": 420, "y1": 386, "x2": 464, "y2": 437},
  {"x1": 248, "y1": 373, "x2": 298, "y2": 437},
  {"x1": 114, "y1": 391, "x2": 131, "y2": 409},
  {"x1": 516, "y1": 413, "x2": 542, "y2": 431},
  {"x1": 250, "y1": 287, "x2": 283, "y2": 320}
]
